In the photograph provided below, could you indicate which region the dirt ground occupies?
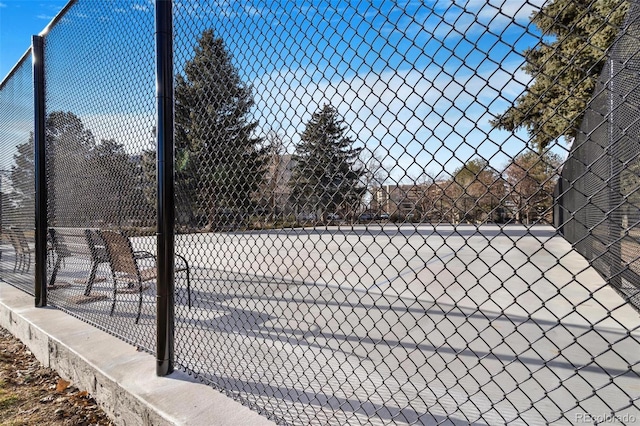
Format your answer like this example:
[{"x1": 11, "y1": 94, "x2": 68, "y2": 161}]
[{"x1": 0, "y1": 326, "x2": 113, "y2": 425}]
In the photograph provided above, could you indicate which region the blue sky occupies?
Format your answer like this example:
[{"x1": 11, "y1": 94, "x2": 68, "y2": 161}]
[
  {"x1": 2, "y1": 0, "x2": 565, "y2": 182},
  {"x1": 184, "y1": 0, "x2": 557, "y2": 181},
  {"x1": 0, "y1": 0, "x2": 68, "y2": 80}
]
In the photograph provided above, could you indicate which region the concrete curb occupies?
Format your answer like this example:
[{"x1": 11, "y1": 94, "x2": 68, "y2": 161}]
[{"x1": 0, "y1": 284, "x2": 275, "y2": 426}]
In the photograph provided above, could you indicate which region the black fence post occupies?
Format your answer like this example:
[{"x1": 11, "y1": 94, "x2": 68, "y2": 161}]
[
  {"x1": 155, "y1": 0, "x2": 175, "y2": 376},
  {"x1": 33, "y1": 35, "x2": 47, "y2": 308}
]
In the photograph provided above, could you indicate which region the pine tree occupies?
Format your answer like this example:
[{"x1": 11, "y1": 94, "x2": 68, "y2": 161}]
[
  {"x1": 175, "y1": 30, "x2": 264, "y2": 230},
  {"x1": 492, "y1": 0, "x2": 628, "y2": 151},
  {"x1": 40, "y1": 112, "x2": 150, "y2": 228},
  {"x1": 290, "y1": 104, "x2": 366, "y2": 222},
  {"x1": 7, "y1": 140, "x2": 35, "y2": 228},
  {"x1": 91, "y1": 139, "x2": 152, "y2": 227},
  {"x1": 45, "y1": 111, "x2": 97, "y2": 226}
]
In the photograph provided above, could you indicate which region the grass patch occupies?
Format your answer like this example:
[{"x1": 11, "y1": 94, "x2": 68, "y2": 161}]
[{"x1": 0, "y1": 392, "x2": 21, "y2": 409}]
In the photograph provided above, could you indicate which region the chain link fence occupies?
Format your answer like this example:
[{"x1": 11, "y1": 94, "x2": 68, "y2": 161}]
[
  {"x1": 0, "y1": 52, "x2": 35, "y2": 295},
  {"x1": 41, "y1": 0, "x2": 157, "y2": 348},
  {"x1": 0, "y1": 0, "x2": 639, "y2": 424},
  {"x1": 556, "y1": 1, "x2": 640, "y2": 311},
  {"x1": 171, "y1": 0, "x2": 639, "y2": 424}
]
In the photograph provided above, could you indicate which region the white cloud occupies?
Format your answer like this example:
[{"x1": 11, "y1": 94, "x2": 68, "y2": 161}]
[
  {"x1": 173, "y1": 1, "x2": 202, "y2": 17},
  {"x1": 237, "y1": 0, "x2": 550, "y2": 180},
  {"x1": 82, "y1": 112, "x2": 156, "y2": 153},
  {"x1": 244, "y1": 4, "x2": 266, "y2": 17},
  {"x1": 382, "y1": 0, "x2": 545, "y2": 45},
  {"x1": 476, "y1": 0, "x2": 546, "y2": 23},
  {"x1": 252, "y1": 55, "x2": 532, "y2": 180},
  {"x1": 439, "y1": 0, "x2": 545, "y2": 23},
  {"x1": 132, "y1": 4, "x2": 150, "y2": 12}
]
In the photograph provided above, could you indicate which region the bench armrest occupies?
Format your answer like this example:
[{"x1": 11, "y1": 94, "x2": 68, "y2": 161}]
[
  {"x1": 133, "y1": 250, "x2": 156, "y2": 260},
  {"x1": 176, "y1": 254, "x2": 189, "y2": 268}
]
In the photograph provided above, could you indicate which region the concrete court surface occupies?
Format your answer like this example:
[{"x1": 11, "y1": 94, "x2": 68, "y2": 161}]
[
  {"x1": 165, "y1": 224, "x2": 639, "y2": 424},
  {"x1": 1, "y1": 224, "x2": 639, "y2": 424}
]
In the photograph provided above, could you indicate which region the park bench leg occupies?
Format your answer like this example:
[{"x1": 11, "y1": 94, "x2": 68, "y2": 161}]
[
  {"x1": 84, "y1": 261, "x2": 100, "y2": 296},
  {"x1": 110, "y1": 272, "x2": 118, "y2": 316},
  {"x1": 136, "y1": 281, "x2": 143, "y2": 324},
  {"x1": 48, "y1": 257, "x2": 62, "y2": 287}
]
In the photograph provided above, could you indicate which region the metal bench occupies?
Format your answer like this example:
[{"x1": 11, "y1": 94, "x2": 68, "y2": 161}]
[
  {"x1": 48, "y1": 227, "x2": 109, "y2": 297},
  {"x1": 6, "y1": 227, "x2": 35, "y2": 273},
  {"x1": 99, "y1": 230, "x2": 191, "y2": 323}
]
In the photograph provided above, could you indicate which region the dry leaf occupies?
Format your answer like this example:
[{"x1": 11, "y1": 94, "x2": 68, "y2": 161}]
[{"x1": 56, "y1": 378, "x2": 70, "y2": 392}]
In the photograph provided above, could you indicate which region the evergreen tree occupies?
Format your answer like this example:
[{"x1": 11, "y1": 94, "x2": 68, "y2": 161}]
[
  {"x1": 290, "y1": 104, "x2": 366, "y2": 222},
  {"x1": 91, "y1": 139, "x2": 153, "y2": 227},
  {"x1": 10, "y1": 141, "x2": 35, "y2": 210},
  {"x1": 175, "y1": 30, "x2": 265, "y2": 231},
  {"x1": 44, "y1": 111, "x2": 150, "y2": 227},
  {"x1": 45, "y1": 111, "x2": 97, "y2": 226},
  {"x1": 6, "y1": 140, "x2": 35, "y2": 228},
  {"x1": 492, "y1": 0, "x2": 628, "y2": 151}
]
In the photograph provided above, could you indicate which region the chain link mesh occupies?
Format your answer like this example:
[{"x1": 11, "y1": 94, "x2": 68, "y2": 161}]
[
  {"x1": 558, "y1": 2, "x2": 640, "y2": 311},
  {"x1": 42, "y1": 1, "x2": 157, "y2": 349},
  {"x1": 0, "y1": 53, "x2": 35, "y2": 295},
  {"x1": 0, "y1": 0, "x2": 638, "y2": 424},
  {"x1": 172, "y1": 0, "x2": 638, "y2": 424}
]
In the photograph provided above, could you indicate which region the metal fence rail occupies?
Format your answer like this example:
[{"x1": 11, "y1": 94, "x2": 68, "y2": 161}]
[{"x1": 0, "y1": 0, "x2": 638, "y2": 424}]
